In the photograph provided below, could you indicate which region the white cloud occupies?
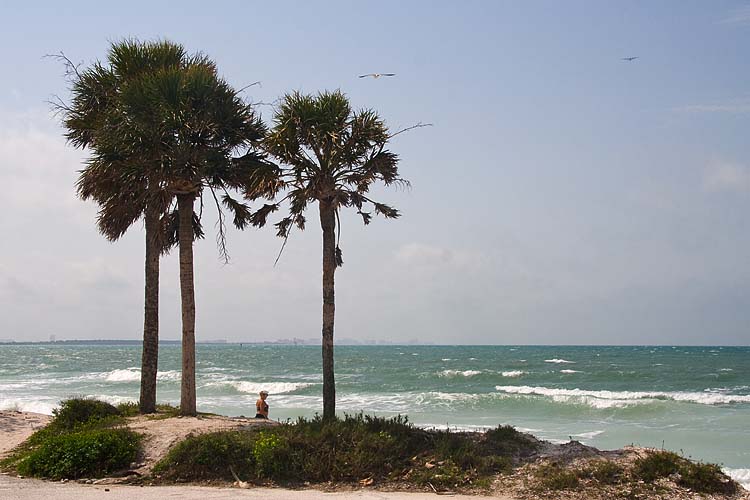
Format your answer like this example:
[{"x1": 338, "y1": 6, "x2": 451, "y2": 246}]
[
  {"x1": 394, "y1": 243, "x2": 481, "y2": 268},
  {"x1": 703, "y1": 162, "x2": 750, "y2": 193},
  {"x1": 718, "y1": 5, "x2": 750, "y2": 25},
  {"x1": 679, "y1": 101, "x2": 750, "y2": 114}
]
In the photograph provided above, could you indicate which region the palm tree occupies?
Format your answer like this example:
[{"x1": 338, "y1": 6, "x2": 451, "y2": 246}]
[
  {"x1": 246, "y1": 90, "x2": 408, "y2": 419},
  {"x1": 64, "y1": 40, "x2": 188, "y2": 414},
  {"x1": 111, "y1": 52, "x2": 266, "y2": 416},
  {"x1": 63, "y1": 40, "x2": 265, "y2": 416}
]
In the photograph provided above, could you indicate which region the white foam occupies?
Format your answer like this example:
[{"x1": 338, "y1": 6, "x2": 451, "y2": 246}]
[
  {"x1": 0, "y1": 398, "x2": 57, "y2": 415},
  {"x1": 104, "y1": 368, "x2": 141, "y2": 382},
  {"x1": 719, "y1": 368, "x2": 734, "y2": 372},
  {"x1": 545, "y1": 358, "x2": 576, "y2": 364},
  {"x1": 103, "y1": 368, "x2": 182, "y2": 382},
  {"x1": 501, "y1": 370, "x2": 525, "y2": 377},
  {"x1": 494, "y1": 385, "x2": 750, "y2": 406},
  {"x1": 573, "y1": 430, "x2": 604, "y2": 440},
  {"x1": 439, "y1": 370, "x2": 482, "y2": 378},
  {"x1": 225, "y1": 381, "x2": 313, "y2": 394},
  {"x1": 441, "y1": 358, "x2": 453, "y2": 361},
  {"x1": 724, "y1": 468, "x2": 750, "y2": 491},
  {"x1": 560, "y1": 369, "x2": 581, "y2": 374},
  {"x1": 85, "y1": 394, "x2": 136, "y2": 406}
]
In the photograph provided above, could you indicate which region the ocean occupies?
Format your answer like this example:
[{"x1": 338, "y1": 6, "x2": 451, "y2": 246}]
[{"x1": 1, "y1": 344, "x2": 748, "y2": 488}]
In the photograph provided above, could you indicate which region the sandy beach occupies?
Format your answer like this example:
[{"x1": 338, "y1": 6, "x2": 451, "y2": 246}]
[{"x1": 0, "y1": 475, "x2": 513, "y2": 500}]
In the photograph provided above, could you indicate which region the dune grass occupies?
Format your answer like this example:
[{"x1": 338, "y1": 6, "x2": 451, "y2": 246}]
[{"x1": 153, "y1": 415, "x2": 535, "y2": 489}]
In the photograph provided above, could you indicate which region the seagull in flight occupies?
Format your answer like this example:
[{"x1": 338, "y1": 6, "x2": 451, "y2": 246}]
[
  {"x1": 358, "y1": 73, "x2": 396, "y2": 79},
  {"x1": 621, "y1": 56, "x2": 639, "y2": 62}
]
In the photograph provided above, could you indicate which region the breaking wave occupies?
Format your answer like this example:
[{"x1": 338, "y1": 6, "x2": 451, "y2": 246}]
[{"x1": 494, "y1": 385, "x2": 750, "y2": 407}]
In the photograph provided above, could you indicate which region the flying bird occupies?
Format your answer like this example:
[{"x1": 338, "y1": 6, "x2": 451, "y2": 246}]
[
  {"x1": 621, "y1": 57, "x2": 639, "y2": 62},
  {"x1": 358, "y1": 73, "x2": 396, "y2": 79}
]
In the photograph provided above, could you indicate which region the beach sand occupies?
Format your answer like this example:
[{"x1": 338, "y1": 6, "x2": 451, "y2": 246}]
[
  {"x1": 0, "y1": 474, "x2": 513, "y2": 500},
  {"x1": 0, "y1": 411, "x2": 51, "y2": 459}
]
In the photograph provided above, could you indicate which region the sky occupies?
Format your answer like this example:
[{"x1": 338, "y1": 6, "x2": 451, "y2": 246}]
[{"x1": 1, "y1": 1, "x2": 749, "y2": 345}]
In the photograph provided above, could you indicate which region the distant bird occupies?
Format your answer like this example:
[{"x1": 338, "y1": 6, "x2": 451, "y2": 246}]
[
  {"x1": 621, "y1": 57, "x2": 639, "y2": 62},
  {"x1": 358, "y1": 73, "x2": 396, "y2": 79}
]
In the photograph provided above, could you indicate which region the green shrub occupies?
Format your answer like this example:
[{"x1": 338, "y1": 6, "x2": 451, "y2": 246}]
[
  {"x1": 631, "y1": 450, "x2": 735, "y2": 494},
  {"x1": 588, "y1": 460, "x2": 624, "y2": 484},
  {"x1": 253, "y1": 432, "x2": 293, "y2": 479},
  {"x1": 483, "y1": 425, "x2": 539, "y2": 458},
  {"x1": 51, "y1": 398, "x2": 121, "y2": 431},
  {"x1": 115, "y1": 402, "x2": 140, "y2": 417},
  {"x1": 153, "y1": 431, "x2": 256, "y2": 481},
  {"x1": 23, "y1": 398, "x2": 124, "y2": 448},
  {"x1": 677, "y1": 461, "x2": 737, "y2": 494},
  {"x1": 633, "y1": 450, "x2": 682, "y2": 482},
  {"x1": 535, "y1": 463, "x2": 582, "y2": 490},
  {"x1": 154, "y1": 414, "x2": 521, "y2": 488},
  {"x1": 16, "y1": 428, "x2": 140, "y2": 480},
  {"x1": 411, "y1": 459, "x2": 464, "y2": 489}
]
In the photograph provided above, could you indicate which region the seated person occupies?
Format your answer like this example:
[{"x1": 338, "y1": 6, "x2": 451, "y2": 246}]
[{"x1": 255, "y1": 390, "x2": 269, "y2": 419}]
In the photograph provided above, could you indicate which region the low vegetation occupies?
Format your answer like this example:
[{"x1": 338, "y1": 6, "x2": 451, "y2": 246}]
[
  {"x1": 2, "y1": 399, "x2": 741, "y2": 497},
  {"x1": 633, "y1": 450, "x2": 737, "y2": 494},
  {"x1": 1, "y1": 398, "x2": 141, "y2": 479},
  {"x1": 154, "y1": 415, "x2": 537, "y2": 490},
  {"x1": 528, "y1": 450, "x2": 737, "y2": 496}
]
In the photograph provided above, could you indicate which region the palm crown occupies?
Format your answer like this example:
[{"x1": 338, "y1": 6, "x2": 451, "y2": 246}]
[{"x1": 246, "y1": 90, "x2": 406, "y2": 261}]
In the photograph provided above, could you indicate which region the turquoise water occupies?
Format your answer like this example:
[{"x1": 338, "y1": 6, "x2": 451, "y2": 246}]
[{"x1": 1, "y1": 344, "x2": 748, "y2": 486}]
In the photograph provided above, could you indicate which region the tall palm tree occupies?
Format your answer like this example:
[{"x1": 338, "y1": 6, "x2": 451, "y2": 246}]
[
  {"x1": 111, "y1": 53, "x2": 266, "y2": 416},
  {"x1": 64, "y1": 40, "x2": 188, "y2": 414},
  {"x1": 64, "y1": 40, "x2": 265, "y2": 416},
  {"x1": 246, "y1": 90, "x2": 407, "y2": 419}
]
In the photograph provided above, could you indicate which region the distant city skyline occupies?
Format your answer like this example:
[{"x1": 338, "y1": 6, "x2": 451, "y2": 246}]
[{"x1": 1, "y1": 1, "x2": 750, "y2": 345}]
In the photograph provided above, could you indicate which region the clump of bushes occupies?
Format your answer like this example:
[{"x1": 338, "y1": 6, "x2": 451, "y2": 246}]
[
  {"x1": 17, "y1": 428, "x2": 140, "y2": 480},
  {"x1": 587, "y1": 459, "x2": 624, "y2": 485},
  {"x1": 1, "y1": 398, "x2": 142, "y2": 480},
  {"x1": 633, "y1": 450, "x2": 737, "y2": 494},
  {"x1": 534, "y1": 462, "x2": 584, "y2": 490},
  {"x1": 154, "y1": 415, "x2": 538, "y2": 489},
  {"x1": 532, "y1": 451, "x2": 737, "y2": 495}
]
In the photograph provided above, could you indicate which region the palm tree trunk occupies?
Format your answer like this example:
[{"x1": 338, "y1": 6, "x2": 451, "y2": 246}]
[
  {"x1": 139, "y1": 209, "x2": 160, "y2": 414},
  {"x1": 177, "y1": 193, "x2": 197, "y2": 417},
  {"x1": 319, "y1": 199, "x2": 336, "y2": 420}
]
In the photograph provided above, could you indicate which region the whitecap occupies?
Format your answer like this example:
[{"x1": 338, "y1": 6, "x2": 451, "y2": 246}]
[
  {"x1": 85, "y1": 394, "x2": 136, "y2": 406},
  {"x1": 216, "y1": 381, "x2": 314, "y2": 394},
  {"x1": 103, "y1": 368, "x2": 181, "y2": 382},
  {"x1": 0, "y1": 398, "x2": 57, "y2": 415},
  {"x1": 501, "y1": 370, "x2": 525, "y2": 377},
  {"x1": 544, "y1": 358, "x2": 576, "y2": 364},
  {"x1": 104, "y1": 368, "x2": 141, "y2": 382},
  {"x1": 439, "y1": 369, "x2": 482, "y2": 378},
  {"x1": 560, "y1": 369, "x2": 581, "y2": 374},
  {"x1": 724, "y1": 468, "x2": 750, "y2": 491},
  {"x1": 494, "y1": 385, "x2": 750, "y2": 406},
  {"x1": 573, "y1": 430, "x2": 604, "y2": 440},
  {"x1": 719, "y1": 368, "x2": 734, "y2": 372}
]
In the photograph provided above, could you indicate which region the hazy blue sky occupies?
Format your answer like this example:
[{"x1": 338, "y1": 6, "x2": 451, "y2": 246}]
[{"x1": 1, "y1": 1, "x2": 749, "y2": 344}]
